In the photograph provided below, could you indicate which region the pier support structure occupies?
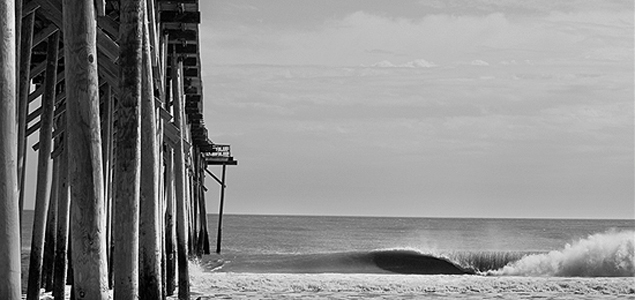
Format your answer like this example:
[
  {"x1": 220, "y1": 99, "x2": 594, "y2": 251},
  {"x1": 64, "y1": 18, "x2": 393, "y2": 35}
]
[{"x1": 7, "y1": 0, "x2": 237, "y2": 299}]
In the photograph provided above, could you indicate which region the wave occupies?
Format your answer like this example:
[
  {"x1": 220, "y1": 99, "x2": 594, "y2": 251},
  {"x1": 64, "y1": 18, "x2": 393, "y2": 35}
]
[
  {"x1": 202, "y1": 249, "x2": 473, "y2": 275},
  {"x1": 199, "y1": 230, "x2": 635, "y2": 278},
  {"x1": 489, "y1": 230, "x2": 635, "y2": 277}
]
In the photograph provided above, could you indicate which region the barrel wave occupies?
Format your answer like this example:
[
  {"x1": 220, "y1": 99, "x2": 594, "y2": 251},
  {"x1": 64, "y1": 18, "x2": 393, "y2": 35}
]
[{"x1": 210, "y1": 249, "x2": 474, "y2": 275}]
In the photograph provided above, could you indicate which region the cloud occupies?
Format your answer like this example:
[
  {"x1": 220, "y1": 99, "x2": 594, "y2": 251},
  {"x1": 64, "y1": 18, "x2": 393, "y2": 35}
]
[
  {"x1": 471, "y1": 60, "x2": 490, "y2": 66},
  {"x1": 203, "y1": 5, "x2": 633, "y2": 69},
  {"x1": 370, "y1": 60, "x2": 396, "y2": 67},
  {"x1": 368, "y1": 59, "x2": 436, "y2": 68},
  {"x1": 403, "y1": 59, "x2": 437, "y2": 68}
]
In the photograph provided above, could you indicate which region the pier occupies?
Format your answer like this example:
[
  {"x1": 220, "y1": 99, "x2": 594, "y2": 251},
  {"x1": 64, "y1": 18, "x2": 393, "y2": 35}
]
[{"x1": 0, "y1": 0, "x2": 236, "y2": 299}]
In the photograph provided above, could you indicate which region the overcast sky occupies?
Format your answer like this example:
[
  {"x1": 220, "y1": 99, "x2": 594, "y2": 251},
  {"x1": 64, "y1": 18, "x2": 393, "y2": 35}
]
[{"x1": 194, "y1": 0, "x2": 635, "y2": 219}]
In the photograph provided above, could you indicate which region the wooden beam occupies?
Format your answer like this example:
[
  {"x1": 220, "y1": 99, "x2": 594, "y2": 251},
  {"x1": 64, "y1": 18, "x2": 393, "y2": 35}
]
[
  {"x1": 33, "y1": 0, "x2": 121, "y2": 64},
  {"x1": 28, "y1": 70, "x2": 64, "y2": 103},
  {"x1": 22, "y1": 1, "x2": 39, "y2": 18},
  {"x1": 32, "y1": 23, "x2": 58, "y2": 48},
  {"x1": 96, "y1": 27, "x2": 119, "y2": 62},
  {"x1": 97, "y1": 15, "x2": 119, "y2": 38},
  {"x1": 27, "y1": 97, "x2": 65, "y2": 123},
  {"x1": 29, "y1": 49, "x2": 64, "y2": 81}
]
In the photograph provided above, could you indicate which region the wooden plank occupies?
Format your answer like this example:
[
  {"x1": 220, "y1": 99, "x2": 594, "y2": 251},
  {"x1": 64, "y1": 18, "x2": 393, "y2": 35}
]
[
  {"x1": 164, "y1": 29, "x2": 196, "y2": 41},
  {"x1": 32, "y1": 24, "x2": 58, "y2": 48},
  {"x1": 97, "y1": 52, "x2": 120, "y2": 93},
  {"x1": 159, "y1": 11, "x2": 200, "y2": 23},
  {"x1": 96, "y1": 28, "x2": 119, "y2": 62},
  {"x1": 28, "y1": 100, "x2": 65, "y2": 124},
  {"x1": 159, "y1": 104, "x2": 172, "y2": 121},
  {"x1": 29, "y1": 49, "x2": 64, "y2": 80},
  {"x1": 28, "y1": 70, "x2": 64, "y2": 103},
  {"x1": 163, "y1": 121, "x2": 180, "y2": 147},
  {"x1": 97, "y1": 15, "x2": 119, "y2": 39},
  {"x1": 22, "y1": 1, "x2": 40, "y2": 17},
  {"x1": 31, "y1": 129, "x2": 63, "y2": 151},
  {"x1": 33, "y1": 0, "x2": 62, "y2": 28}
]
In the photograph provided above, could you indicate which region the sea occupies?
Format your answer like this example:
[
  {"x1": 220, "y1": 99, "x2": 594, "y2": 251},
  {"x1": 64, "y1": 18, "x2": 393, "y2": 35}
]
[{"x1": 21, "y1": 212, "x2": 635, "y2": 299}]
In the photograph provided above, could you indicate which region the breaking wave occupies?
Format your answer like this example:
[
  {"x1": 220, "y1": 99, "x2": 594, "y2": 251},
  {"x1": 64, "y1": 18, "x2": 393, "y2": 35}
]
[
  {"x1": 489, "y1": 230, "x2": 635, "y2": 277},
  {"x1": 199, "y1": 230, "x2": 634, "y2": 278}
]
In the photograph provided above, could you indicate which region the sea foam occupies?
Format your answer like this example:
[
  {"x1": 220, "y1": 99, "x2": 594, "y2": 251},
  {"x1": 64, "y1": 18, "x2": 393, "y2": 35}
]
[{"x1": 490, "y1": 230, "x2": 635, "y2": 277}]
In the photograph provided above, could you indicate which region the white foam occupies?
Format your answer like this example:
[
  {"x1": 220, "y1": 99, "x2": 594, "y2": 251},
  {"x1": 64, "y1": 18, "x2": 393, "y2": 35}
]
[{"x1": 490, "y1": 230, "x2": 635, "y2": 277}]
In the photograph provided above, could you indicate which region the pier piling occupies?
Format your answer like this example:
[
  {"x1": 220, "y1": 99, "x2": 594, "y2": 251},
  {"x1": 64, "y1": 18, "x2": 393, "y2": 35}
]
[
  {"x1": 5, "y1": 1, "x2": 237, "y2": 299},
  {"x1": 0, "y1": 1, "x2": 22, "y2": 298},
  {"x1": 63, "y1": 0, "x2": 109, "y2": 298}
]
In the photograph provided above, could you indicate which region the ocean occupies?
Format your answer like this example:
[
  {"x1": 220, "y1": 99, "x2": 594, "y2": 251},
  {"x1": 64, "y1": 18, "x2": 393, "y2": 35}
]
[
  {"x1": 21, "y1": 212, "x2": 635, "y2": 299},
  {"x1": 188, "y1": 215, "x2": 635, "y2": 299}
]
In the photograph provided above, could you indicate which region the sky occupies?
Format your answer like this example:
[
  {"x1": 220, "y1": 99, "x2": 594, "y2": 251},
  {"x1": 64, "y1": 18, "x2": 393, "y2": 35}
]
[
  {"x1": 195, "y1": 0, "x2": 634, "y2": 219},
  {"x1": 21, "y1": 1, "x2": 633, "y2": 219}
]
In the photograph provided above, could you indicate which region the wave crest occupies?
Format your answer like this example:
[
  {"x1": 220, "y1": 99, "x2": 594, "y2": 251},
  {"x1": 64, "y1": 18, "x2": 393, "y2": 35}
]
[{"x1": 489, "y1": 230, "x2": 635, "y2": 277}]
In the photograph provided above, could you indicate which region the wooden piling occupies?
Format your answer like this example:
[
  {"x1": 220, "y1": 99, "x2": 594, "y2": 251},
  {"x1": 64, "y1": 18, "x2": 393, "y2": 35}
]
[
  {"x1": 26, "y1": 31, "x2": 60, "y2": 300},
  {"x1": 62, "y1": 0, "x2": 109, "y2": 298},
  {"x1": 195, "y1": 150, "x2": 210, "y2": 255},
  {"x1": 16, "y1": 11, "x2": 34, "y2": 233},
  {"x1": 216, "y1": 165, "x2": 227, "y2": 254},
  {"x1": 113, "y1": 0, "x2": 144, "y2": 298},
  {"x1": 43, "y1": 143, "x2": 60, "y2": 291},
  {"x1": 164, "y1": 147, "x2": 177, "y2": 295},
  {"x1": 53, "y1": 131, "x2": 70, "y2": 300},
  {"x1": 172, "y1": 53, "x2": 190, "y2": 300},
  {"x1": 101, "y1": 85, "x2": 113, "y2": 280},
  {"x1": 0, "y1": 1, "x2": 22, "y2": 297},
  {"x1": 139, "y1": 0, "x2": 163, "y2": 297}
]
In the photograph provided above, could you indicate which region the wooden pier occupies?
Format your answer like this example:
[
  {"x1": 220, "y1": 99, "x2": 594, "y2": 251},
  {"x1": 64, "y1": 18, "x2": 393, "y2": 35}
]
[{"x1": 0, "y1": 0, "x2": 237, "y2": 299}]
